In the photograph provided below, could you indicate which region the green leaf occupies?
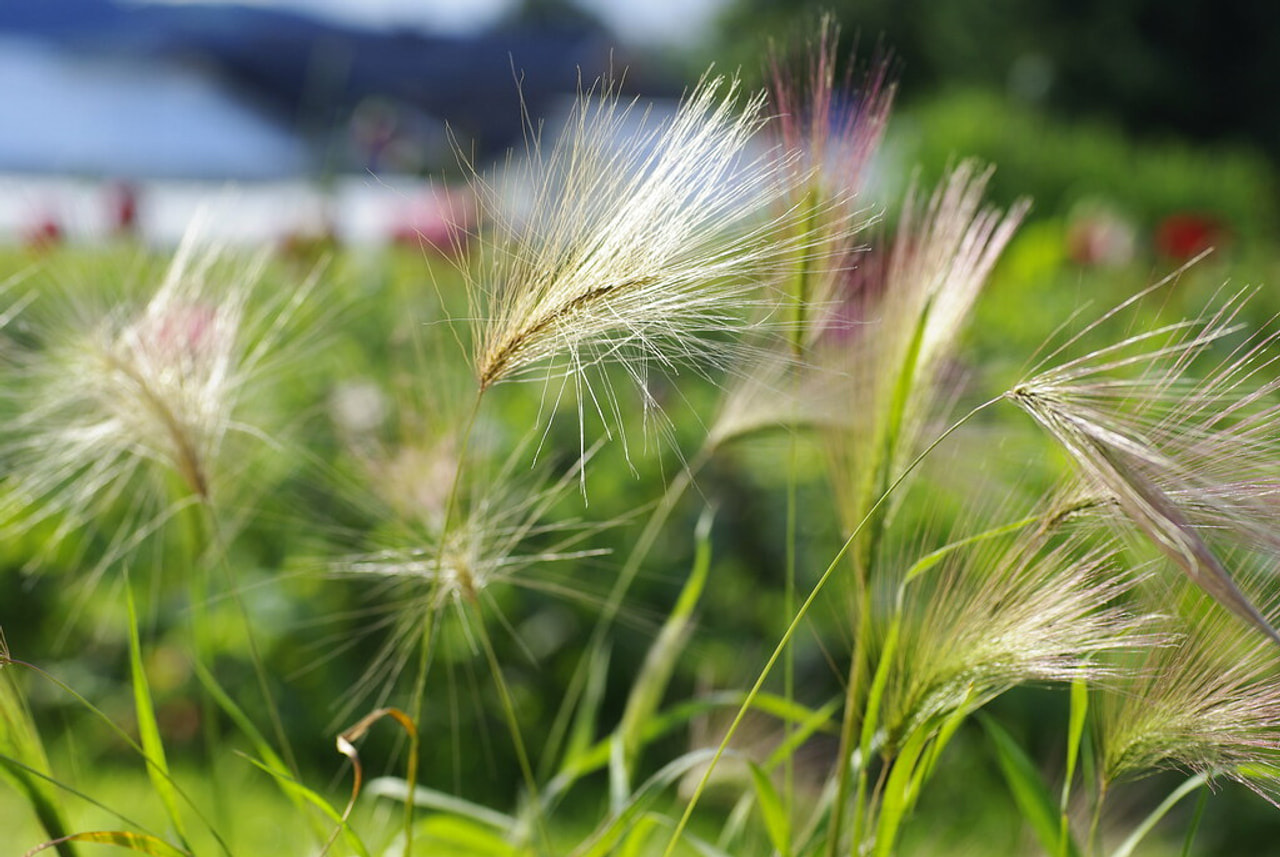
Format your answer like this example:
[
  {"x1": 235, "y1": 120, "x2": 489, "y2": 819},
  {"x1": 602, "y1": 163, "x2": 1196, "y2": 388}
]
[
  {"x1": 574, "y1": 748, "x2": 730, "y2": 857},
  {"x1": 747, "y1": 762, "x2": 790, "y2": 857},
  {"x1": 617, "y1": 509, "x2": 714, "y2": 769},
  {"x1": 23, "y1": 831, "x2": 189, "y2": 857},
  {"x1": 1060, "y1": 678, "x2": 1089, "y2": 857},
  {"x1": 618, "y1": 814, "x2": 662, "y2": 857},
  {"x1": 859, "y1": 616, "x2": 901, "y2": 761},
  {"x1": 871, "y1": 727, "x2": 930, "y2": 857},
  {"x1": 0, "y1": 659, "x2": 76, "y2": 857},
  {"x1": 915, "y1": 693, "x2": 972, "y2": 785},
  {"x1": 1110, "y1": 774, "x2": 1207, "y2": 857},
  {"x1": 366, "y1": 778, "x2": 515, "y2": 831},
  {"x1": 609, "y1": 733, "x2": 630, "y2": 815},
  {"x1": 561, "y1": 644, "x2": 611, "y2": 774},
  {"x1": 763, "y1": 698, "x2": 840, "y2": 771},
  {"x1": 192, "y1": 661, "x2": 325, "y2": 842},
  {"x1": 902, "y1": 515, "x2": 1040, "y2": 585},
  {"x1": 125, "y1": 589, "x2": 189, "y2": 850},
  {"x1": 239, "y1": 757, "x2": 371, "y2": 857},
  {"x1": 414, "y1": 815, "x2": 521, "y2": 856},
  {"x1": 980, "y1": 714, "x2": 1080, "y2": 857}
]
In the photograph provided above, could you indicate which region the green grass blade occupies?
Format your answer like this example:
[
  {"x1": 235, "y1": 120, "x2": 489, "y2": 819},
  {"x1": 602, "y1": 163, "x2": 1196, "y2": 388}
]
[
  {"x1": 901, "y1": 515, "x2": 1041, "y2": 585},
  {"x1": 23, "y1": 831, "x2": 190, "y2": 857},
  {"x1": 413, "y1": 815, "x2": 521, "y2": 856},
  {"x1": 617, "y1": 509, "x2": 714, "y2": 768},
  {"x1": 1110, "y1": 774, "x2": 1207, "y2": 857},
  {"x1": 125, "y1": 588, "x2": 190, "y2": 850},
  {"x1": 763, "y1": 698, "x2": 840, "y2": 771},
  {"x1": 366, "y1": 778, "x2": 516, "y2": 830},
  {"x1": 1, "y1": 654, "x2": 76, "y2": 857},
  {"x1": 551, "y1": 692, "x2": 837, "y2": 796},
  {"x1": 190, "y1": 661, "x2": 325, "y2": 841},
  {"x1": 747, "y1": 761, "x2": 791, "y2": 857},
  {"x1": 1180, "y1": 788, "x2": 1209, "y2": 857},
  {"x1": 238, "y1": 756, "x2": 372, "y2": 857},
  {"x1": 0, "y1": 755, "x2": 77, "y2": 857},
  {"x1": 870, "y1": 727, "x2": 930, "y2": 857},
  {"x1": 1060, "y1": 678, "x2": 1089, "y2": 857},
  {"x1": 561, "y1": 644, "x2": 611, "y2": 774},
  {"x1": 572, "y1": 747, "x2": 728, "y2": 857},
  {"x1": 859, "y1": 615, "x2": 901, "y2": 762},
  {"x1": 618, "y1": 814, "x2": 662, "y2": 857},
  {"x1": 980, "y1": 714, "x2": 1080, "y2": 857}
]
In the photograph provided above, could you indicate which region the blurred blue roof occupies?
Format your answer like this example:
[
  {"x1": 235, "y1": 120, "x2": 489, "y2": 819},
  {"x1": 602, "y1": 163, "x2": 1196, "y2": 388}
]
[{"x1": 0, "y1": 0, "x2": 635, "y2": 178}]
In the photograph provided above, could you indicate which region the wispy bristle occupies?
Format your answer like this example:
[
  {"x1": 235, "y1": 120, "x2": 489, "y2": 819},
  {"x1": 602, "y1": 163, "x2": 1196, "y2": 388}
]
[
  {"x1": 467, "y1": 73, "x2": 858, "y2": 420},
  {"x1": 881, "y1": 529, "x2": 1158, "y2": 742},
  {"x1": 1008, "y1": 289, "x2": 1280, "y2": 643},
  {"x1": 1, "y1": 220, "x2": 313, "y2": 575},
  {"x1": 1099, "y1": 583, "x2": 1280, "y2": 803},
  {"x1": 824, "y1": 163, "x2": 1028, "y2": 533},
  {"x1": 329, "y1": 442, "x2": 609, "y2": 711}
]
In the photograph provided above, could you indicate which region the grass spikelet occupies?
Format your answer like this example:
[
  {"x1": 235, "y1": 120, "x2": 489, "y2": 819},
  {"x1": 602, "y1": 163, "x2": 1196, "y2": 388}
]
[
  {"x1": 824, "y1": 163, "x2": 1028, "y2": 540},
  {"x1": 2, "y1": 220, "x2": 316, "y2": 573},
  {"x1": 1008, "y1": 288, "x2": 1280, "y2": 642},
  {"x1": 767, "y1": 16, "x2": 894, "y2": 207},
  {"x1": 330, "y1": 440, "x2": 609, "y2": 709},
  {"x1": 880, "y1": 529, "x2": 1157, "y2": 745},
  {"x1": 468, "y1": 72, "x2": 849, "y2": 409},
  {"x1": 767, "y1": 14, "x2": 895, "y2": 333},
  {"x1": 1098, "y1": 578, "x2": 1280, "y2": 804}
]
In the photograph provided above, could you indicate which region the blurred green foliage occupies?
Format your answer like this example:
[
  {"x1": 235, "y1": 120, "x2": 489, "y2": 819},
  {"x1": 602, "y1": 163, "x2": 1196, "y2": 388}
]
[{"x1": 715, "y1": 0, "x2": 1280, "y2": 161}]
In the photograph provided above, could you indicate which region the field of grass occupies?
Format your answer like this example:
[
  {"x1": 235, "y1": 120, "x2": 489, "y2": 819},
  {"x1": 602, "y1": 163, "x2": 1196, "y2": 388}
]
[{"x1": 5, "y1": 51, "x2": 1280, "y2": 857}]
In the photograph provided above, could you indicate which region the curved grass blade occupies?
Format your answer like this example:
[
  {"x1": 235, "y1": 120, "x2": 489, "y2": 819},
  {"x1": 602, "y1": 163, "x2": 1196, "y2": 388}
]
[
  {"x1": 124, "y1": 588, "x2": 190, "y2": 850},
  {"x1": 191, "y1": 661, "x2": 326, "y2": 842},
  {"x1": 366, "y1": 778, "x2": 516, "y2": 831},
  {"x1": 238, "y1": 756, "x2": 371, "y2": 857},
  {"x1": 617, "y1": 508, "x2": 715, "y2": 772},
  {"x1": 1, "y1": 631, "x2": 76, "y2": 857},
  {"x1": 23, "y1": 832, "x2": 189, "y2": 857},
  {"x1": 1109, "y1": 774, "x2": 1207, "y2": 857},
  {"x1": 980, "y1": 714, "x2": 1080, "y2": 857},
  {"x1": 1060, "y1": 677, "x2": 1089, "y2": 857},
  {"x1": 747, "y1": 761, "x2": 790, "y2": 857},
  {"x1": 412, "y1": 815, "x2": 522, "y2": 856},
  {"x1": 332, "y1": 708, "x2": 418, "y2": 857}
]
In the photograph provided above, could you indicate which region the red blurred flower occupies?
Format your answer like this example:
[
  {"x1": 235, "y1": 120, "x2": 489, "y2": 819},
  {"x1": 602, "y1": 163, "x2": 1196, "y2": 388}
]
[{"x1": 1155, "y1": 212, "x2": 1226, "y2": 260}]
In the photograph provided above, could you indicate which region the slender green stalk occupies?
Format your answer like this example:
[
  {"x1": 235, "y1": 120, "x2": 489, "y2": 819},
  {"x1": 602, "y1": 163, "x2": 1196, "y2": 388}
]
[
  {"x1": 1089, "y1": 779, "x2": 1108, "y2": 857},
  {"x1": 404, "y1": 389, "x2": 485, "y2": 857},
  {"x1": 408, "y1": 390, "x2": 485, "y2": 729},
  {"x1": 1180, "y1": 787, "x2": 1209, "y2": 857},
  {"x1": 783, "y1": 181, "x2": 820, "y2": 832},
  {"x1": 661, "y1": 397, "x2": 1001, "y2": 857},
  {"x1": 471, "y1": 605, "x2": 554, "y2": 855},
  {"x1": 784, "y1": 434, "x2": 799, "y2": 832},
  {"x1": 200, "y1": 502, "x2": 300, "y2": 779},
  {"x1": 830, "y1": 578, "x2": 871, "y2": 857},
  {"x1": 540, "y1": 446, "x2": 709, "y2": 778}
]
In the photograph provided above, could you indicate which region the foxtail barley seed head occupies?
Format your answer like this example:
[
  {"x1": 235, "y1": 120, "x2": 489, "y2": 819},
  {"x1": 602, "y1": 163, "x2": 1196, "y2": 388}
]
[
  {"x1": 1099, "y1": 578, "x2": 1280, "y2": 803},
  {"x1": 766, "y1": 14, "x2": 895, "y2": 322},
  {"x1": 767, "y1": 16, "x2": 893, "y2": 202},
  {"x1": 1008, "y1": 288, "x2": 1280, "y2": 643},
  {"x1": 467, "y1": 73, "x2": 857, "y2": 405},
  {"x1": 1, "y1": 221, "x2": 315, "y2": 570},
  {"x1": 703, "y1": 27, "x2": 894, "y2": 448},
  {"x1": 331, "y1": 443, "x2": 608, "y2": 708},
  {"x1": 825, "y1": 163, "x2": 1027, "y2": 532},
  {"x1": 880, "y1": 529, "x2": 1158, "y2": 745}
]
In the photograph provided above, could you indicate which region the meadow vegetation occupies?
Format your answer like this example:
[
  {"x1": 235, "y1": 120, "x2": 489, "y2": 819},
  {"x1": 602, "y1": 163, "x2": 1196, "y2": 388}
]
[{"x1": 6, "y1": 22, "x2": 1280, "y2": 857}]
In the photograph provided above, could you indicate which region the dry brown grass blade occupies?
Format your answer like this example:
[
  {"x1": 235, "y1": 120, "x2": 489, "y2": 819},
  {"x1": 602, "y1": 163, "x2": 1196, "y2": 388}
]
[{"x1": 322, "y1": 708, "x2": 419, "y2": 857}]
